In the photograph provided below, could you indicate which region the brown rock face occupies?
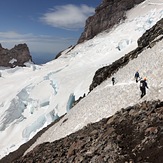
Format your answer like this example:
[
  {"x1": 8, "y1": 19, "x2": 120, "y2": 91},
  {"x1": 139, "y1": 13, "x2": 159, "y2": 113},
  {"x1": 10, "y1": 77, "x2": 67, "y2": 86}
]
[
  {"x1": 0, "y1": 43, "x2": 33, "y2": 67},
  {"x1": 78, "y1": 0, "x2": 145, "y2": 44}
]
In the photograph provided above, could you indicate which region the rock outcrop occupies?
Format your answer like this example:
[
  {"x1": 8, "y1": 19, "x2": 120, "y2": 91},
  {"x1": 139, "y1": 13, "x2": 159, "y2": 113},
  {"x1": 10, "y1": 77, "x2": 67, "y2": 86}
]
[
  {"x1": 12, "y1": 100, "x2": 163, "y2": 163},
  {"x1": 78, "y1": 0, "x2": 145, "y2": 44},
  {"x1": 89, "y1": 18, "x2": 163, "y2": 92},
  {"x1": 0, "y1": 43, "x2": 33, "y2": 67}
]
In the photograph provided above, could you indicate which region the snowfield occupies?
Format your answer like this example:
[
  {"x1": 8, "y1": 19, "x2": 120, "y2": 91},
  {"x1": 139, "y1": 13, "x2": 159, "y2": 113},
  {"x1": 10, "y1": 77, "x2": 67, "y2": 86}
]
[
  {"x1": 0, "y1": 0, "x2": 163, "y2": 159},
  {"x1": 25, "y1": 39, "x2": 163, "y2": 154}
]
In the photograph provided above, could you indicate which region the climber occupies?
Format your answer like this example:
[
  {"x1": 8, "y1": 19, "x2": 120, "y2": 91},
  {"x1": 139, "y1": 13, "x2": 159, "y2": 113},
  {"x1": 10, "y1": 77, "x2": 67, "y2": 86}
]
[
  {"x1": 134, "y1": 71, "x2": 140, "y2": 83},
  {"x1": 112, "y1": 77, "x2": 115, "y2": 85},
  {"x1": 140, "y1": 77, "x2": 149, "y2": 98}
]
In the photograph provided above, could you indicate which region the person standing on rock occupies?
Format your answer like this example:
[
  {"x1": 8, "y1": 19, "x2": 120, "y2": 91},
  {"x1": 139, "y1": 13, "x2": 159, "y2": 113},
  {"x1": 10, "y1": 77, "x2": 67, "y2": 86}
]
[{"x1": 140, "y1": 77, "x2": 149, "y2": 98}]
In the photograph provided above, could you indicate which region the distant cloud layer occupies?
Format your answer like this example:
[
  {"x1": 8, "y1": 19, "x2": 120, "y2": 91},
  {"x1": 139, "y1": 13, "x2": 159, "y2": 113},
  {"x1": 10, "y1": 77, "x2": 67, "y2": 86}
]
[
  {"x1": 40, "y1": 4, "x2": 95, "y2": 30},
  {"x1": 0, "y1": 31, "x2": 76, "y2": 54}
]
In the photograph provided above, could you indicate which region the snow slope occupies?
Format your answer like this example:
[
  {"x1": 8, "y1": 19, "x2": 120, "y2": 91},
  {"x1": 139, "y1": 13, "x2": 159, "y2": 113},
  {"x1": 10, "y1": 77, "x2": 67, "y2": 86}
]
[
  {"x1": 25, "y1": 39, "x2": 163, "y2": 154},
  {"x1": 0, "y1": 0, "x2": 163, "y2": 159}
]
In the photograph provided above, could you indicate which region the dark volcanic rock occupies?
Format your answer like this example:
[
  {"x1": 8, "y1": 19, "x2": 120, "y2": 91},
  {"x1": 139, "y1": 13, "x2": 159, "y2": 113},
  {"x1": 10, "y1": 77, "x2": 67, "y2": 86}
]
[
  {"x1": 138, "y1": 17, "x2": 163, "y2": 48},
  {"x1": 11, "y1": 100, "x2": 163, "y2": 163},
  {"x1": 89, "y1": 18, "x2": 163, "y2": 92},
  {"x1": 78, "y1": 0, "x2": 145, "y2": 44},
  {"x1": 0, "y1": 43, "x2": 33, "y2": 67}
]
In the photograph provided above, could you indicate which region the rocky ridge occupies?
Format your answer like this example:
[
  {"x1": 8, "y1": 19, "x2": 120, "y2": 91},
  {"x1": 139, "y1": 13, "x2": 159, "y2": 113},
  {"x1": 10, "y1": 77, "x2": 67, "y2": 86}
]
[
  {"x1": 0, "y1": 43, "x2": 32, "y2": 67},
  {"x1": 12, "y1": 100, "x2": 163, "y2": 163},
  {"x1": 78, "y1": 0, "x2": 145, "y2": 44}
]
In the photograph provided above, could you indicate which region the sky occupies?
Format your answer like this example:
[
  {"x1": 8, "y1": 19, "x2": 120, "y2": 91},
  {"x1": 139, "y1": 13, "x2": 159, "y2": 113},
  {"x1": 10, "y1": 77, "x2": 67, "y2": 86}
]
[
  {"x1": 0, "y1": 0, "x2": 101, "y2": 64},
  {"x1": 0, "y1": 0, "x2": 162, "y2": 159}
]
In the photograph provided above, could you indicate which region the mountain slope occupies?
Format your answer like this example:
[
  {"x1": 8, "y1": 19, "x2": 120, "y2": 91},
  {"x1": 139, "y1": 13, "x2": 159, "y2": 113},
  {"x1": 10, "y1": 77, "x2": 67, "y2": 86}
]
[
  {"x1": 24, "y1": 34, "x2": 163, "y2": 155},
  {"x1": 13, "y1": 100, "x2": 163, "y2": 163},
  {"x1": 0, "y1": 0, "x2": 163, "y2": 160},
  {"x1": 2, "y1": 16, "x2": 163, "y2": 163},
  {"x1": 90, "y1": 18, "x2": 163, "y2": 91},
  {"x1": 78, "y1": 0, "x2": 145, "y2": 43}
]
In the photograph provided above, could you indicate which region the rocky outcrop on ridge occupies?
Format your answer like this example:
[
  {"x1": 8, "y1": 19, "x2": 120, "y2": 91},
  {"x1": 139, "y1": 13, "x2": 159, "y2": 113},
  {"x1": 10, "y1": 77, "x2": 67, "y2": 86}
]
[
  {"x1": 12, "y1": 100, "x2": 163, "y2": 163},
  {"x1": 78, "y1": 0, "x2": 145, "y2": 44},
  {"x1": 89, "y1": 18, "x2": 163, "y2": 92},
  {"x1": 0, "y1": 43, "x2": 32, "y2": 67}
]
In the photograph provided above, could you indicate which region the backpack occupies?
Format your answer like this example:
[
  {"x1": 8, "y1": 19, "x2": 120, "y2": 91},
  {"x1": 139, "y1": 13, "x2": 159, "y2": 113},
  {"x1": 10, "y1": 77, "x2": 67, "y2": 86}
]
[{"x1": 140, "y1": 80, "x2": 144, "y2": 88}]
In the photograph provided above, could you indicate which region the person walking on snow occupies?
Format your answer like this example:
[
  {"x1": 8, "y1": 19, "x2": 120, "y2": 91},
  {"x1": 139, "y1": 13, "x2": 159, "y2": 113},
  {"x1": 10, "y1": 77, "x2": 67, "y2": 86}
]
[
  {"x1": 135, "y1": 71, "x2": 140, "y2": 83},
  {"x1": 140, "y1": 77, "x2": 148, "y2": 98},
  {"x1": 112, "y1": 77, "x2": 115, "y2": 85}
]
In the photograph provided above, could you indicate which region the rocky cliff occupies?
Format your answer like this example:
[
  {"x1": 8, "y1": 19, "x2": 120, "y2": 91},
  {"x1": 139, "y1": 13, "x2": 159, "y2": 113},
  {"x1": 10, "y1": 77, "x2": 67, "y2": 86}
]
[
  {"x1": 78, "y1": 0, "x2": 145, "y2": 44},
  {"x1": 11, "y1": 100, "x2": 163, "y2": 163},
  {"x1": 0, "y1": 43, "x2": 33, "y2": 67}
]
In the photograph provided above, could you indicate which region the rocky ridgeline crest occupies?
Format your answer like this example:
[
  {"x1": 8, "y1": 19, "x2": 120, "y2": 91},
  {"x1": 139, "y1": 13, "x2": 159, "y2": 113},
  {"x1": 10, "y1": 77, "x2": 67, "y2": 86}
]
[
  {"x1": 89, "y1": 18, "x2": 163, "y2": 92},
  {"x1": 0, "y1": 43, "x2": 32, "y2": 67},
  {"x1": 12, "y1": 100, "x2": 163, "y2": 163},
  {"x1": 78, "y1": 0, "x2": 145, "y2": 43}
]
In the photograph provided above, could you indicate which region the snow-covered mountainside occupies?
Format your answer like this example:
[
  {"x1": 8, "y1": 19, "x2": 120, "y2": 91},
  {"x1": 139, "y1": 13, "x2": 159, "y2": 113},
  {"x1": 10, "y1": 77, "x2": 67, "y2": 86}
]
[{"x1": 0, "y1": 0, "x2": 163, "y2": 160}]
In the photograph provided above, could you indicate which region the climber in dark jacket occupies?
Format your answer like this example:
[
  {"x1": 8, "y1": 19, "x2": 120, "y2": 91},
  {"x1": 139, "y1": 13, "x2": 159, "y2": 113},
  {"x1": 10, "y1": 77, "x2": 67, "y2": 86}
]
[
  {"x1": 135, "y1": 71, "x2": 140, "y2": 83},
  {"x1": 112, "y1": 77, "x2": 115, "y2": 85},
  {"x1": 140, "y1": 77, "x2": 149, "y2": 98}
]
